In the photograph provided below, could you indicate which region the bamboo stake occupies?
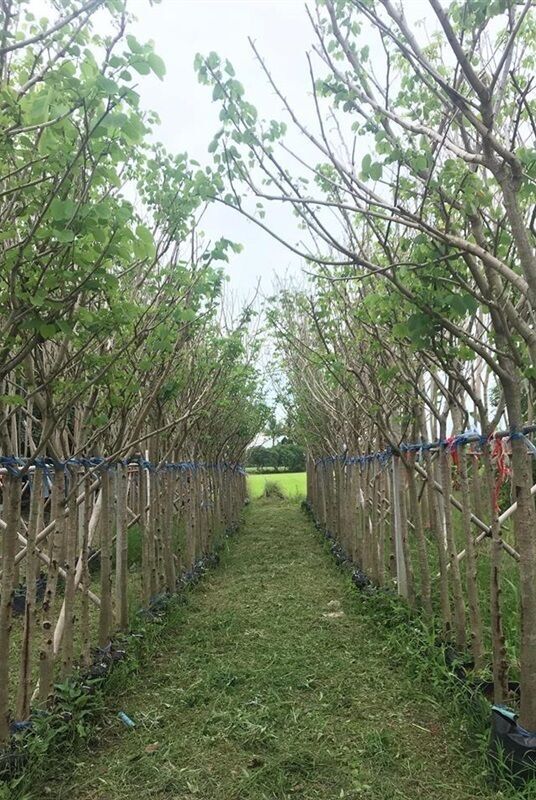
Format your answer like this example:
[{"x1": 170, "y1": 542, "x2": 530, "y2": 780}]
[
  {"x1": 155, "y1": 472, "x2": 165, "y2": 590},
  {"x1": 413, "y1": 461, "x2": 521, "y2": 559},
  {"x1": 370, "y1": 462, "x2": 380, "y2": 583},
  {"x1": 184, "y1": 473, "x2": 195, "y2": 569},
  {"x1": 148, "y1": 471, "x2": 158, "y2": 596},
  {"x1": 11, "y1": 477, "x2": 100, "y2": 568}
]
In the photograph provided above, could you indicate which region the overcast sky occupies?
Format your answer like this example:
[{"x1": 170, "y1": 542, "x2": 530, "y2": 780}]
[{"x1": 126, "y1": 0, "x2": 318, "y2": 301}]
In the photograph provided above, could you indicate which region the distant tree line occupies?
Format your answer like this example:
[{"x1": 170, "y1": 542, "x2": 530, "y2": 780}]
[{"x1": 246, "y1": 441, "x2": 305, "y2": 473}]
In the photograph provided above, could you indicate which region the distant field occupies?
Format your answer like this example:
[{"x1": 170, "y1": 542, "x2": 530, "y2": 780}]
[{"x1": 247, "y1": 471, "x2": 306, "y2": 499}]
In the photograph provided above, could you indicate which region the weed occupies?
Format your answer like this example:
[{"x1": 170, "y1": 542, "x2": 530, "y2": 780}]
[{"x1": 262, "y1": 479, "x2": 285, "y2": 499}]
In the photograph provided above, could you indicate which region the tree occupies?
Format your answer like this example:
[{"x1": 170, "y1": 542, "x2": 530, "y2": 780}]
[
  {"x1": 263, "y1": 412, "x2": 285, "y2": 447},
  {"x1": 273, "y1": 443, "x2": 305, "y2": 473},
  {"x1": 0, "y1": 2, "x2": 268, "y2": 743},
  {"x1": 247, "y1": 445, "x2": 275, "y2": 470},
  {"x1": 197, "y1": 0, "x2": 536, "y2": 728}
]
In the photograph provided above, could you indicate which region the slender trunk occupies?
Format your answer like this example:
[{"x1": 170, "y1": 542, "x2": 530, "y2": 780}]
[
  {"x1": 98, "y1": 469, "x2": 113, "y2": 649},
  {"x1": 482, "y1": 443, "x2": 509, "y2": 701},
  {"x1": 139, "y1": 466, "x2": 150, "y2": 605},
  {"x1": 391, "y1": 455, "x2": 412, "y2": 601},
  {"x1": 407, "y1": 458, "x2": 432, "y2": 617},
  {"x1": 503, "y1": 378, "x2": 536, "y2": 729},
  {"x1": 61, "y1": 468, "x2": 78, "y2": 677},
  {"x1": 439, "y1": 443, "x2": 466, "y2": 650},
  {"x1": 39, "y1": 469, "x2": 65, "y2": 707},
  {"x1": 115, "y1": 464, "x2": 129, "y2": 629},
  {"x1": 16, "y1": 468, "x2": 42, "y2": 720},
  {"x1": 0, "y1": 475, "x2": 21, "y2": 743},
  {"x1": 80, "y1": 474, "x2": 91, "y2": 667}
]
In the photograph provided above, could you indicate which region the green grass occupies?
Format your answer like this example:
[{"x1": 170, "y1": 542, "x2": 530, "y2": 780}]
[
  {"x1": 247, "y1": 471, "x2": 306, "y2": 499},
  {"x1": 19, "y1": 495, "x2": 527, "y2": 800}
]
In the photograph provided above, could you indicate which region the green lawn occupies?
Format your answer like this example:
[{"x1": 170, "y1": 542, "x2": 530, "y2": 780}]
[{"x1": 247, "y1": 471, "x2": 306, "y2": 499}]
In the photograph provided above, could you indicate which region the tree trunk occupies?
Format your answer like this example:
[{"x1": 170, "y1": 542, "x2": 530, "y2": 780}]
[
  {"x1": 0, "y1": 474, "x2": 21, "y2": 743},
  {"x1": 503, "y1": 377, "x2": 536, "y2": 729}
]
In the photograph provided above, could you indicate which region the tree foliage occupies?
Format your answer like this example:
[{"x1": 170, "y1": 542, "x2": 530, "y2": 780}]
[{"x1": 0, "y1": 0, "x2": 266, "y2": 466}]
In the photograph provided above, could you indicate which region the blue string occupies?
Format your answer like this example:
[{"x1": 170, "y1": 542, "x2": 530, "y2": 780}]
[
  {"x1": 0, "y1": 456, "x2": 24, "y2": 476},
  {"x1": 312, "y1": 428, "x2": 536, "y2": 468},
  {"x1": 0, "y1": 456, "x2": 246, "y2": 478},
  {"x1": 509, "y1": 431, "x2": 536, "y2": 455}
]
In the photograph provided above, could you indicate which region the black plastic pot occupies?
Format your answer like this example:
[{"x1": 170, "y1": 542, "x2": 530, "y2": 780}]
[{"x1": 489, "y1": 705, "x2": 536, "y2": 776}]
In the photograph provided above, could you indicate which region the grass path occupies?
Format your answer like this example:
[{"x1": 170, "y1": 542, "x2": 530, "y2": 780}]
[{"x1": 40, "y1": 499, "x2": 503, "y2": 800}]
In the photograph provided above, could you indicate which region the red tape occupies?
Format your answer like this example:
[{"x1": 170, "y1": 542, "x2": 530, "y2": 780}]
[
  {"x1": 445, "y1": 436, "x2": 460, "y2": 468},
  {"x1": 491, "y1": 435, "x2": 511, "y2": 512}
]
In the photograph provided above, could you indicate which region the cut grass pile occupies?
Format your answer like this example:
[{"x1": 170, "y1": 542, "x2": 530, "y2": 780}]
[
  {"x1": 19, "y1": 495, "x2": 528, "y2": 800},
  {"x1": 247, "y1": 471, "x2": 306, "y2": 499}
]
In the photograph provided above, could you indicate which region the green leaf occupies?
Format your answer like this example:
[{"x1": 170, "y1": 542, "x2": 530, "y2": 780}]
[
  {"x1": 54, "y1": 229, "x2": 75, "y2": 243},
  {"x1": 134, "y1": 224, "x2": 155, "y2": 259},
  {"x1": 412, "y1": 154, "x2": 428, "y2": 172},
  {"x1": 37, "y1": 321, "x2": 57, "y2": 339},
  {"x1": 49, "y1": 198, "x2": 76, "y2": 221},
  {"x1": 148, "y1": 52, "x2": 166, "y2": 80},
  {"x1": 0, "y1": 394, "x2": 25, "y2": 406},
  {"x1": 212, "y1": 83, "x2": 224, "y2": 101},
  {"x1": 131, "y1": 57, "x2": 151, "y2": 76},
  {"x1": 175, "y1": 308, "x2": 197, "y2": 323},
  {"x1": 28, "y1": 90, "x2": 51, "y2": 124},
  {"x1": 369, "y1": 162, "x2": 383, "y2": 181},
  {"x1": 126, "y1": 34, "x2": 143, "y2": 53},
  {"x1": 29, "y1": 290, "x2": 46, "y2": 308}
]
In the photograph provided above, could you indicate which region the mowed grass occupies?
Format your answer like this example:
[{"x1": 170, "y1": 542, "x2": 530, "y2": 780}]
[
  {"x1": 247, "y1": 471, "x2": 306, "y2": 499},
  {"x1": 30, "y1": 496, "x2": 516, "y2": 800}
]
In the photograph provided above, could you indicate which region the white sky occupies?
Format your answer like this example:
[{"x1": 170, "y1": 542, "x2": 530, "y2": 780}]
[{"x1": 128, "y1": 0, "x2": 317, "y2": 301}]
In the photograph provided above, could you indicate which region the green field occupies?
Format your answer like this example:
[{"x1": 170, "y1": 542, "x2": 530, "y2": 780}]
[{"x1": 247, "y1": 471, "x2": 306, "y2": 499}]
